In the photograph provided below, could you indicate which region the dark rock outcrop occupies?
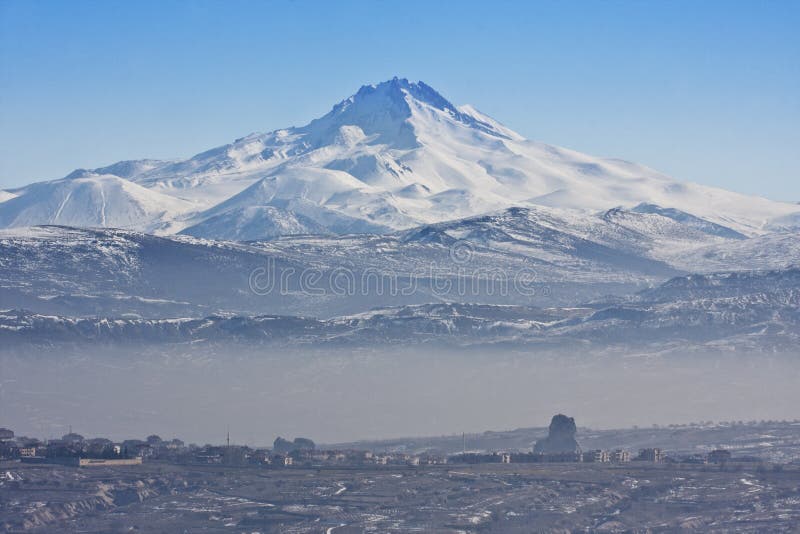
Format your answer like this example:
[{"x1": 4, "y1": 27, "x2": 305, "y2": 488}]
[{"x1": 533, "y1": 414, "x2": 581, "y2": 454}]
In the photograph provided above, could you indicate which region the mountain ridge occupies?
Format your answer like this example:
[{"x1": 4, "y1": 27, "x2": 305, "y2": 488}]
[
  {"x1": 2, "y1": 267, "x2": 798, "y2": 352},
  {"x1": 2, "y1": 204, "x2": 798, "y2": 319}
]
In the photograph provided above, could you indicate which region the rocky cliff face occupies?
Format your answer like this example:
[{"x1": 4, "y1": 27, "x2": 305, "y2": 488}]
[{"x1": 533, "y1": 414, "x2": 581, "y2": 454}]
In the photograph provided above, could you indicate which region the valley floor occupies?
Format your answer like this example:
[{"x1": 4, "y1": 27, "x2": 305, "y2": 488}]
[{"x1": 2, "y1": 461, "x2": 800, "y2": 532}]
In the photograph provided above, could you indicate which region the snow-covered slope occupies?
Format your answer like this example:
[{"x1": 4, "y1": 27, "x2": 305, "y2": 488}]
[
  {"x1": 2, "y1": 207, "x2": 797, "y2": 319},
  {"x1": 180, "y1": 205, "x2": 327, "y2": 241},
  {"x1": 0, "y1": 190, "x2": 17, "y2": 203},
  {"x1": 665, "y1": 232, "x2": 800, "y2": 273},
  {"x1": 0, "y1": 174, "x2": 195, "y2": 233},
  {"x1": 179, "y1": 169, "x2": 392, "y2": 239},
  {"x1": 3, "y1": 78, "x2": 798, "y2": 238}
]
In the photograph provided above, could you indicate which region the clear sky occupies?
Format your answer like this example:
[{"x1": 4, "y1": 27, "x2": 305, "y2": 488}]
[{"x1": 1, "y1": 0, "x2": 798, "y2": 200}]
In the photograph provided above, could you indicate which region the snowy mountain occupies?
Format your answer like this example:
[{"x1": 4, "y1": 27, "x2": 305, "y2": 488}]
[
  {"x1": 3, "y1": 78, "x2": 798, "y2": 238},
  {"x1": 1, "y1": 77, "x2": 797, "y2": 349},
  {"x1": 0, "y1": 173, "x2": 195, "y2": 233}
]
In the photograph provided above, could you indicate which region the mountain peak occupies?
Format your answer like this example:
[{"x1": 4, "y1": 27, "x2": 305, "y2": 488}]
[
  {"x1": 304, "y1": 78, "x2": 425, "y2": 149},
  {"x1": 353, "y1": 77, "x2": 458, "y2": 114},
  {"x1": 305, "y1": 78, "x2": 516, "y2": 149},
  {"x1": 327, "y1": 76, "x2": 458, "y2": 120}
]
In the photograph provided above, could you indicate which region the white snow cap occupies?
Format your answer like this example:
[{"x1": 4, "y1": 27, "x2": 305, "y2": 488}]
[{"x1": 1, "y1": 77, "x2": 798, "y2": 238}]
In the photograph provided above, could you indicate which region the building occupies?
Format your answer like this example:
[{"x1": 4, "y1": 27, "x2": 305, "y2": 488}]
[
  {"x1": 500, "y1": 453, "x2": 512, "y2": 464},
  {"x1": 19, "y1": 447, "x2": 38, "y2": 458},
  {"x1": 611, "y1": 450, "x2": 631, "y2": 463},
  {"x1": 20, "y1": 456, "x2": 143, "y2": 467},
  {"x1": 78, "y1": 457, "x2": 142, "y2": 467},
  {"x1": 249, "y1": 449, "x2": 272, "y2": 465},
  {"x1": 583, "y1": 450, "x2": 611, "y2": 463},
  {"x1": 121, "y1": 440, "x2": 153, "y2": 458},
  {"x1": 637, "y1": 448, "x2": 664, "y2": 463},
  {"x1": 166, "y1": 439, "x2": 185, "y2": 450},
  {"x1": 312, "y1": 451, "x2": 332, "y2": 462}
]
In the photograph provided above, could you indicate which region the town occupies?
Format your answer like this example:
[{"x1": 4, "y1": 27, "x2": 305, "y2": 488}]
[
  {"x1": 3, "y1": 415, "x2": 800, "y2": 532},
  {"x1": 0, "y1": 414, "x2": 776, "y2": 469}
]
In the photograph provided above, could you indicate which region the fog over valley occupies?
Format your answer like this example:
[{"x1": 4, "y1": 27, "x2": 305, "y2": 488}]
[{"x1": 2, "y1": 346, "x2": 798, "y2": 445}]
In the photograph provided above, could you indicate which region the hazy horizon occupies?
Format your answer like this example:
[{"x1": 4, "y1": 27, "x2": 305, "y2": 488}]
[{"x1": 2, "y1": 346, "x2": 798, "y2": 446}]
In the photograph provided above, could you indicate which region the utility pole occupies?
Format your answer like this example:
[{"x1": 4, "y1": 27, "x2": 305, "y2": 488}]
[
  {"x1": 462, "y1": 432, "x2": 466, "y2": 455},
  {"x1": 223, "y1": 426, "x2": 232, "y2": 466}
]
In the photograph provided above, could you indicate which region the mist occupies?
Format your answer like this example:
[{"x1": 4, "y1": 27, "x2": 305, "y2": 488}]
[{"x1": 2, "y1": 346, "x2": 798, "y2": 446}]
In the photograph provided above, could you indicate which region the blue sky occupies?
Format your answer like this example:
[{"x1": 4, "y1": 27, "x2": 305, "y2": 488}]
[{"x1": 1, "y1": 0, "x2": 798, "y2": 200}]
